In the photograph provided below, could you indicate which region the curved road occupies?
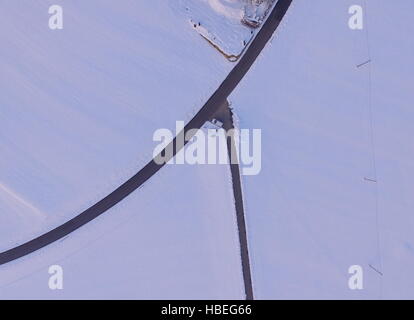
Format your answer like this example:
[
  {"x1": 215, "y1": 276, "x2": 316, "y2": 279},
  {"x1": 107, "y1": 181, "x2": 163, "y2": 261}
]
[{"x1": 0, "y1": 0, "x2": 292, "y2": 266}]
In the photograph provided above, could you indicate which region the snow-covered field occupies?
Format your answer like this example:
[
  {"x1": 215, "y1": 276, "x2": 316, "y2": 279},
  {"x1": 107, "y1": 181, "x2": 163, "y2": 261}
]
[
  {"x1": 2, "y1": 0, "x2": 414, "y2": 300},
  {"x1": 230, "y1": 0, "x2": 414, "y2": 299},
  {"x1": 0, "y1": 0, "x2": 233, "y2": 251},
  {"x1": 0, "y1": 151, "x2": 244, "y2": 299}
]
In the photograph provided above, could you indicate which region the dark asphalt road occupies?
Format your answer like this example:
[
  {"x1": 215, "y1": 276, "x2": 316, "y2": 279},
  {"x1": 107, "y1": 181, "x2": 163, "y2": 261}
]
[
  {"x1": 214, "y1": 101, "x2": 254, "y2": 300},
  {"x1": 0, "y1": 0, "x2": 292, "y2": 267}
]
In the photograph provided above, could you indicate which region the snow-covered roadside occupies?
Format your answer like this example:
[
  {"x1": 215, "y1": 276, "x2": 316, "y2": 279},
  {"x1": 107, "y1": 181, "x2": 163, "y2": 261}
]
[
  {"x1": 0, "y1": 147, "x2": 244, "y2": 299},
  {"x1": 0, "y1": 1, "x2": 234, "y2": 251},
  {"x1": 181, "y1": 0, "x2": 274, "y2": 61},
  {"x1": 229, "y1": 0, "x2": 414, "y2": 299}
]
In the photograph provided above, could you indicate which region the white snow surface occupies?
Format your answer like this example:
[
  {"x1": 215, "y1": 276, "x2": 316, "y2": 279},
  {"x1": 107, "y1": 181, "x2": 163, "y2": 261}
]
[
  {"x1": 0, "y1": 0, "x2": 233, "y2": 250},
  {"x1": 182, "y1": 0, "x2": 258, "y2": 59},
  {"x1": 2, "y1": 0, "x2": 414, "y2": 300},
  {"x1": 0, "y1": 151, "x2": 244, "y2": 299},
  {"x1": 230, "y1": 0, "x2": 414, "y2": 299}
]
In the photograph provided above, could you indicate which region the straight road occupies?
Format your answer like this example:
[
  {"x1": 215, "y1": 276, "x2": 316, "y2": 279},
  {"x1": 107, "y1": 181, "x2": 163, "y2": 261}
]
[{"x1": 213, "y1": 101, "x2": 254, "y2": 300}]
